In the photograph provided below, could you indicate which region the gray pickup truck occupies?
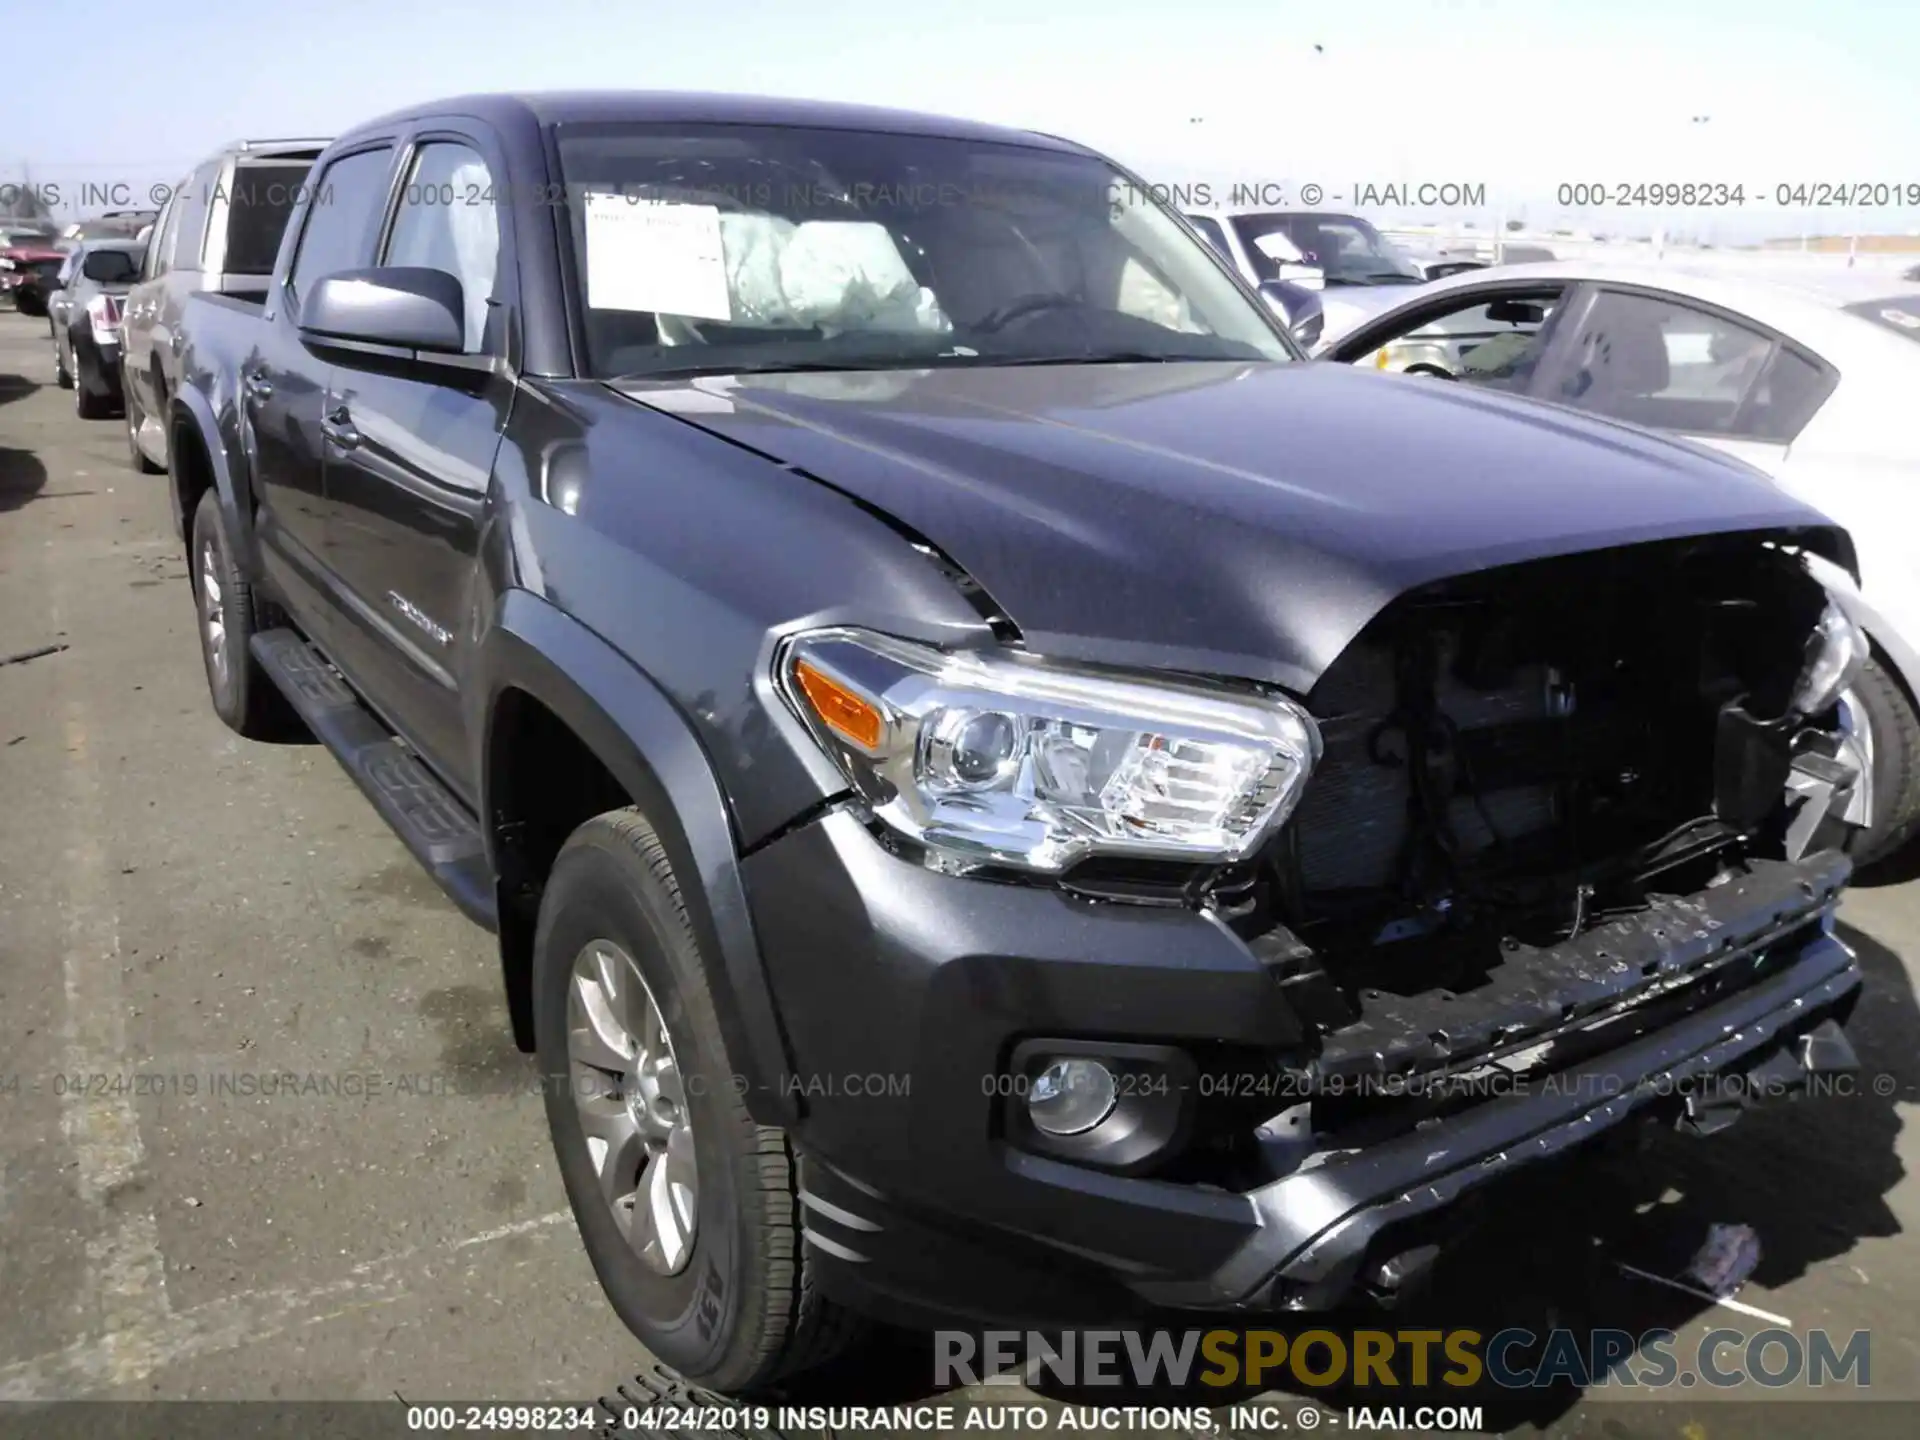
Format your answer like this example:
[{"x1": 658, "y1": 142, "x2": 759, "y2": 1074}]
[
  {"x1": 163, "y1": 91, "x2": 1871, "y2": 1395},
  {"x1": 120, "y1": 137, "x2": 327, "y2": 472}
]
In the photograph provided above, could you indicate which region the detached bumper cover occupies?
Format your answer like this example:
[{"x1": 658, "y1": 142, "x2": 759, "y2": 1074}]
[
  {"x1": 747, "y1": 813, "x2": 1859, "y2": 1324},
  {"x1": 1146, "y1": 898, "x2": 1859, "y2": 1310},
  {"x1": 1308, "y1": 853, "x2": 1850, "y2": 1082}
]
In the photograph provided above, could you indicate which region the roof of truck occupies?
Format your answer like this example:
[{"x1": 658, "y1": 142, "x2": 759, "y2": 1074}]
[{"x1": 341, "y1": 91, "x2": 1087, "y2": 152}]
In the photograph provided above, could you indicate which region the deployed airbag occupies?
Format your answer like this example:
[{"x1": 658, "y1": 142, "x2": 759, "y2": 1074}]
[{"x1": 776, "y1": 220, "x2": 950, "y2": 336}]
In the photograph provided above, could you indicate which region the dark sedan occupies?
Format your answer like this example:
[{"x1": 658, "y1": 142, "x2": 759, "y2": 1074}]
[{"x1": 49, "y1": 238, "x2": 144, "y2": 417}]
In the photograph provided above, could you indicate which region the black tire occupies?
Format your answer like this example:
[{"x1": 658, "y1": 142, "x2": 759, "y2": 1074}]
[
  {"x1": 534, "y1": 810, "x2": 860, "y2": 1394},
  {"x1": 125, "y1": 368, "x2": 164, "y2": 472},
  {"x1": 76, "y1": 373, "x2": 110, "y2": 418},
  {"x1": 1847, "y1": 656, "x2": 1920, "y2": 867},
  {"x1": 74, "y1": 340, "x2": 111, "y2": 419},
  {"x1": 54, "y1": 334, "x2": 72, "y2": 389},
  {"x1": 190, "y1": 489, "x2": 296, "y2": 739}
]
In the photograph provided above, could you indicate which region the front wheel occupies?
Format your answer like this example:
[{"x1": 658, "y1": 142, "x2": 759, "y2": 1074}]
[
  {"x1": 73, "y1": 342, "x2": 111, "y2": 419},
  {"x1": 1847, "y1": 656, "x2": 1920, "y2": 867},
  {"x1": 534, "y1": 810, "x2": 860, "y2": 1394}
]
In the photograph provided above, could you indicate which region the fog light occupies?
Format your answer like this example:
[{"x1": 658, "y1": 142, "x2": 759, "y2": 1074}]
[{"x1": 1028, "y1": 1058, "x2": 1117, "y2": 1136}]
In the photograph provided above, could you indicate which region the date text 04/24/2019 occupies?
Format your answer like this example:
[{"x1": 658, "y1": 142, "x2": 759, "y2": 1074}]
[{"x1": 1556, "y1": 181, "x2": 1920, "y2": 207}]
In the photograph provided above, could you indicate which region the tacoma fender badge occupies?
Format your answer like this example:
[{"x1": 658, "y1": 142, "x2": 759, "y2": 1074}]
[{"x1": 387, "y1": 591, "x2": 453, "y2": 647}]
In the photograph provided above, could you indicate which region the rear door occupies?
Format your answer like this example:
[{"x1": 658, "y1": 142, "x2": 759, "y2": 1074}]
[{"x1": 319, "y1": 129, "x2": 514, "y2": 798}]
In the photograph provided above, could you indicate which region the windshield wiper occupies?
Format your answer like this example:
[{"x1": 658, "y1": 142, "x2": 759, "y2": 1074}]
[
  {"x1": 610, "y1": 348, "x2": 1249, "y2": 383},
  {"x1": 609, "y1": 357, "x2": 940, "y2": 383},
  {"x1": 977, "y1": 351, "x2": 1202, "y2": 367}
]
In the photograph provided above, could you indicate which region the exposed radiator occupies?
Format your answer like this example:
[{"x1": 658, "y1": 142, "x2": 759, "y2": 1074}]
[{"x1": 1291, "y1": 636, "x2": 1562, "y2": 894}]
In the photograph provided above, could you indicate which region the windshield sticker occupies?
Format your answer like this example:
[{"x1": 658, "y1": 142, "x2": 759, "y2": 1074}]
[
  {"x1": 1843, "y1": 296, "x2": 1920, "y2": 344},
  {"x1": 583, "y1": 193, "x2": 732, "y2": 322}
]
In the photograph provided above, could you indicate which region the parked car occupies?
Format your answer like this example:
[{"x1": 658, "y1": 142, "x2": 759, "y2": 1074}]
[
  {"x1": 1317, "y1": 261, "x2": 1920, "y2": 863},
  {"x1": 167, "y1": 92, "x2": 1867, "y2": 1395},
  {"x1": 0, "y1": 221, "x2": 61, "y2": 250},
  {"x1": 1396, "y1": 243, "x2": 1488, "y2": 281},
  {"x1": 0, "y1": 239, "x2": 66, "y2": 314},
  {"x1": 1182, "y1": 210, "x2": 1326, "y2": 344},
  {"x1": 121, "y1": 137, "x2": 327, "y2": 473},
  {"x1": 59, "y1": 208, "x2": 160, "y2": 244},
  {"x1": 1190, "y1": 208, "x2": 1428, "y2": 290},
  {"x1": 48, "y1": 238, "x2": 143, "y2": 416},
  {"x1": 1259, "y1": 276, "x2": 1326, "y2": 347},
  {"x1": 1184, "y1": 208, "x2": 1326, "y2": 289}
]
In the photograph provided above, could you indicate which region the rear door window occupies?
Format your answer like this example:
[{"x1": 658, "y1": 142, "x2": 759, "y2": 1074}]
[
  {"x1": 1542, "y1": 288, "x2": 1833, "y2": 442},
  {"x1": 1737, "y1": 346, "x2": 1836, "y2": 443},
  {"x1": 286, "y1": 146, "x2": 395, "y2": 307}
]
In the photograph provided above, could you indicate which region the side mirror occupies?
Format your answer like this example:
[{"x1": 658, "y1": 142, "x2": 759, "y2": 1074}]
[
  {"x1": 1251, "y1": 231, "x2": 1308, "y2": 265},
  {"x1": 1258, "y1": 280, "x2": 1325, "y2": 348},
  {"x1": 300, "y1": 266, "x2": 466, "y2": 353},
  {"x1": 81, "y1": 249, "x2": 141, "y2": 284}
]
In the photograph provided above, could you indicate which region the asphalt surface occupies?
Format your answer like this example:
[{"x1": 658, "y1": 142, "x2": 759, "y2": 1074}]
[{"x1": 2, "y1": 307, "x2": 1918, "y2": 1437}]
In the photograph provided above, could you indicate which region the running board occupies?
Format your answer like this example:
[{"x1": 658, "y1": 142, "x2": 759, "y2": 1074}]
[{"x1": 251, "y1": 629, "x2": 497, "y2": 931}]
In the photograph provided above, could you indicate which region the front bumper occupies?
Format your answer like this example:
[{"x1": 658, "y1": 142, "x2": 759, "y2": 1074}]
[{"x1": 742, "y1": 810, "x2": 1861, "y2": 1327}]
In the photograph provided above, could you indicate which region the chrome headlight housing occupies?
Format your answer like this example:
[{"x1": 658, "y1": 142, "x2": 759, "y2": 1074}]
[
  {"x1": 1791, "y1": 600, "x2": 1868, "y2": 718},
  {"x1": 778, "y1": 628, "x2": 1321, "y2": 874}
]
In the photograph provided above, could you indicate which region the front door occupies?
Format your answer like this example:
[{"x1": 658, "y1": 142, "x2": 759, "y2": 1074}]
[{"x1": 247, "y1": 143, "x2": 398, "y2": 630}]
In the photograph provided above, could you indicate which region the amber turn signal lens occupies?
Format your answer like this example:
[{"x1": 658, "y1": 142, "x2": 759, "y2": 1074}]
[{"x1": 794, "y1": 659, "x2": 885, "y2": 749}]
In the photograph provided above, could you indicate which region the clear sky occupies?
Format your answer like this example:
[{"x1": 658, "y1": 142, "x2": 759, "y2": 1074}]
[{"x1": 6, "y1": 0, "x2": 1916, "y2": 240}]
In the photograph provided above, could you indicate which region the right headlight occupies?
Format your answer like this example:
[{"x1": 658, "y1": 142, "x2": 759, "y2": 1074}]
[
  {"x1": 777, "y1": 628, "x2": 1321, "y2": 875},
  {"x1": 1790, "y1": 599, "x2": 1868, "y2": 718}
]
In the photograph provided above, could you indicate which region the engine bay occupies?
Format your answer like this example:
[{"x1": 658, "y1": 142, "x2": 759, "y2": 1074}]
[{"x1": 1214, "y1": 534, "x2": 1854, "y2": 1063}]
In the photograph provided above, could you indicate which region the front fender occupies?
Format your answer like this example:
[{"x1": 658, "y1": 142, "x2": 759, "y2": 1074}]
[{"x1": 476, "y1": 589, "x2": 799, "y2": 1124}]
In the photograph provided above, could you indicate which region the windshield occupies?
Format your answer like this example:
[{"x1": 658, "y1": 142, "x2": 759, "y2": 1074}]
[
  {"x1": 1229, "y1": 212, "x2": 1423, "y2": 285},
  {"x1": 553, "y1": 123, "x2": 1294, "y2": 379}
]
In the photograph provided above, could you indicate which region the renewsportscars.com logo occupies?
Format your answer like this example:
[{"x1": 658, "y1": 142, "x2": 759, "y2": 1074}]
[{"x1": 934, "y1": 1326, "x2": 1872, "y2": 1391}]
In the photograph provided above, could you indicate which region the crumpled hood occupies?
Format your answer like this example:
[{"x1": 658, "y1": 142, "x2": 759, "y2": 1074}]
[{"x1": 614, "y1": 360, "x2": 1847, "y2": 694}]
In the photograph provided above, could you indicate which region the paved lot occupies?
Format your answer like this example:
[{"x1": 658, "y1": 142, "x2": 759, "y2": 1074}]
[{"x1": 1, "y1": 307, "x2": 1917, "y2": 1436}]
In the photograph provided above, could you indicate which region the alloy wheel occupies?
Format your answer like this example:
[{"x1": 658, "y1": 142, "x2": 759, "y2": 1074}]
[
  {"x1": 198, "y1": 531, "x2": 229, "y2": 694},
  {"x1": 566, "y1": 939, "x2": 699, "y2": 1275}
]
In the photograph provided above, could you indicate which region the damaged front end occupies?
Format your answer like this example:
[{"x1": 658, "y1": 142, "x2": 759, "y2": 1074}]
[{"x1": 1160, "y1": 532, "x2": 1869, "y2": 1308}]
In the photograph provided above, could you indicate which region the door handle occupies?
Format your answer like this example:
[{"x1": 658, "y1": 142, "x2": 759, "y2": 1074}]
[
  {"x1": 242, "y1": 370, "x2": 273, "y2": 402},
  {"x1": 322, "y1": 404, "x2": 362, "y2": 450}
]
